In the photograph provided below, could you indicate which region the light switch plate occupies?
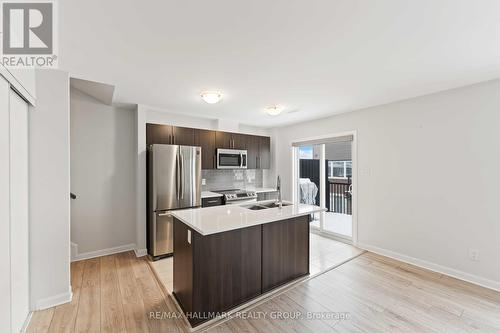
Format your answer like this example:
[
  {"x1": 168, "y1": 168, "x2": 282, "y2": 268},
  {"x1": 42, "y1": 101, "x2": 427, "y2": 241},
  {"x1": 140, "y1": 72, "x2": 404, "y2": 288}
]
[
  {"x1": 187, "y1": 229, "x2": 191, "y2": 244},
  {"x1": 202, "y1": 178, "x2": 206, "y2": 185}
]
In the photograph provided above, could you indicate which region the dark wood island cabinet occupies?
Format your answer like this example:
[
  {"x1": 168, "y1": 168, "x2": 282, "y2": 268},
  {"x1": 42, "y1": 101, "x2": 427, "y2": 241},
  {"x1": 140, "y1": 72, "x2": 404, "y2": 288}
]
[{"x1": 172, "y1": 215, "x2": 310, "y2": 327}]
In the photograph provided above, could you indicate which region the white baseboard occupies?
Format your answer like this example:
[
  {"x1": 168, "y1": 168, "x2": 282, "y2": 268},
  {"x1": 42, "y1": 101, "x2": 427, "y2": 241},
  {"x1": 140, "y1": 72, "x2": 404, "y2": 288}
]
[
  {"x1": 34, "y1": 290, "x2": 73, "y2": 310},
  {"x1": 71, "y1": 243, "x2": 137, "y2": 262},
  {"x1": 134, "y1": 248, "x2": 148, "y2": 257},
  {"x1": 357, "y1": 242, "x2": 500, "y2": 293},
  {"x1": 20, "y1": 311, "x2": 33, "y2": 333}
]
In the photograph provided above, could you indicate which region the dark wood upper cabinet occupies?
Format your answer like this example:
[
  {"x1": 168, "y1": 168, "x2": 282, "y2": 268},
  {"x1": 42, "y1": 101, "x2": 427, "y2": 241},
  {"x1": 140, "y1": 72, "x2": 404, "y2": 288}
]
[
  {"x1": 146, "y1": 123, "x2": 172, "y2": 145},
  {"x1": 147, "y1": 123, "x2": 270, "y2": 169},
  {"x1": 194, "y1": 129, "x2": 216, "y2": 169},
  {"x1": 172, "y1": 126, "x2": 195, "y2": 146},
  {"x1": 216, "y1": 131, "x2": 248, "y2": 150},
  {"x1": 215, "y1": 131, "x2": 233, "y2": 149},
  {"x1": 259, "y1": 136, "x2": 271, "y2": 169},
  {"x1": 246, "y1": 135, "x2": 260, "y2": 169},
  {"x1": 232, "y1": 133, "x2": 247, "y2": 150}
]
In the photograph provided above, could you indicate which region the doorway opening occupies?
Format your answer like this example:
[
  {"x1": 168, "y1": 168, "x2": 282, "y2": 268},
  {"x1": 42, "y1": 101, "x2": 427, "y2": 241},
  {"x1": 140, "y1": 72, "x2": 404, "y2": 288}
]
[{"x1": 292, "y1": 132, "x2": 356, "y2": 243}]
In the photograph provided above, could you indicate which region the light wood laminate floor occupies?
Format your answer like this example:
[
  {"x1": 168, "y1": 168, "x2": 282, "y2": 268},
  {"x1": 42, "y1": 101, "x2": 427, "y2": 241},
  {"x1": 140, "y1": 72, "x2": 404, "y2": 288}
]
[
  {"x1": 28, "y1": 251, "x2": 500, "y2": 332},
  {"x1": 27, "y1": 251, "x2": 187, "y2": 333},
  {"x1": 150, "y1": 233, "x2": 364, "y2": 294}
]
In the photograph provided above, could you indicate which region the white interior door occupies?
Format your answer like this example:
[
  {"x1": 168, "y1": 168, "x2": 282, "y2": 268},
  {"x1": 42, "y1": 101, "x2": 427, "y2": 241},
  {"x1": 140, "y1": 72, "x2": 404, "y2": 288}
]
[
  {"x1": 0, "y1": 76, "x2": 12, "y2": 333},
  {"x1": 9, "y1": 89, "x2": 30, "y2": 332}
]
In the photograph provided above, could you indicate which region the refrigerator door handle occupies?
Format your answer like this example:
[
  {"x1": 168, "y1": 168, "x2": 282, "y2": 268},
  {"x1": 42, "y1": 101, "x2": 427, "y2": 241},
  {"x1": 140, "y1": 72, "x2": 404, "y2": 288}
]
[
  {"x1": 180, "y1": 151, "x2": 184, "y2": 199},
  {"x1": 176, "y1": 151, "x2": 180, "y2": 199},
  {"x1": 158, "y1": 212, "x2": 171, "y2": 217}
]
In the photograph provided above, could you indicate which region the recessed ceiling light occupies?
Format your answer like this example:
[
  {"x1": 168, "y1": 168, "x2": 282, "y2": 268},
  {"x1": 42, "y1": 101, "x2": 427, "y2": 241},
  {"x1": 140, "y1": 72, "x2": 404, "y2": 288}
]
[
  {"x1": 200, "y1": 91, "x2": 222, "y2": 104},
  {"x1": 265, "y1": 105, "x2": 284, "y2": 116}
]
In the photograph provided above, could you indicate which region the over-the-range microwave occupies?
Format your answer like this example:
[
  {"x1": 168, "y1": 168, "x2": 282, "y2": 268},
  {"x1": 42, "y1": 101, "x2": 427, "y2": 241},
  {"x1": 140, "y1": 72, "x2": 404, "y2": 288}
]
[{"x1": 217, "y1": 149, "x2": 247, "y2": 169}]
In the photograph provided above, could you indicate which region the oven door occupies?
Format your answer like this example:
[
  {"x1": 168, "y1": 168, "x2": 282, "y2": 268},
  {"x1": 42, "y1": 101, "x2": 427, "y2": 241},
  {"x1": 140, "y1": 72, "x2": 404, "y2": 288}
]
[{"x1": 217, "y1": 149, "x2": 244, "y2": 169}]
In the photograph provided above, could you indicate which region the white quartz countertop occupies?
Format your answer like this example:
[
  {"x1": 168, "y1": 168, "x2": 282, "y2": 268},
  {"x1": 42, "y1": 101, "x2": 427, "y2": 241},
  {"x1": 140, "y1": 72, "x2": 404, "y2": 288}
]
[
  {"x1": 201, "y1": 191, "x2": 223, "y2": 198},
  {"x1": 171, "y1": 201, "x2": 325, "y2": 236}
]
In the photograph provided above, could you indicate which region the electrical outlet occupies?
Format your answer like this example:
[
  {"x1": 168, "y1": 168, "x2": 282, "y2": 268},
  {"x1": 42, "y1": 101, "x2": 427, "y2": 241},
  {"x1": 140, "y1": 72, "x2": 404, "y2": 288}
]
[
  {"x1": 469, "y1": 249, "x2": 480, "y2": 261},
  {"x1": 202, "y1": 178, "x2": 206, "y2": 186}
]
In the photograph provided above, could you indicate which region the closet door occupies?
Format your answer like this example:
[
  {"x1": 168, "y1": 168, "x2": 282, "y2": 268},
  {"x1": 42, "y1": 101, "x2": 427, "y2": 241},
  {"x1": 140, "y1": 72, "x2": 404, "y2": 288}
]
[
  {"x1": 9, "y1": 89, "x2": 29, "y2": 332},
  {"x1": 0, "y1": 77, "x2": 11, "y2": 333}
]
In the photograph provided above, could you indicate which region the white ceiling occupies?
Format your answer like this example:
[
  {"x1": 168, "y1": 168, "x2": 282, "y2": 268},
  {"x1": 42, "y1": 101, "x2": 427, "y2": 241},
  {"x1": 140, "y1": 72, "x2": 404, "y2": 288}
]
[{"x1": 59, "y1": 0, "x2": 500, "y2": 128}]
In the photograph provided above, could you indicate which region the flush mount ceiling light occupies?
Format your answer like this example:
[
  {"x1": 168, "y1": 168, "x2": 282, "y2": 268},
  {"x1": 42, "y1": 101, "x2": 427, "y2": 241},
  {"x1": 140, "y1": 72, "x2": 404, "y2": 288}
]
[
  {"x1": 200, "y1": 91, "x2": 222, "y2": 104},
  {"x1": 265, "y1": 105, "x2": 284, "y2": 116}
]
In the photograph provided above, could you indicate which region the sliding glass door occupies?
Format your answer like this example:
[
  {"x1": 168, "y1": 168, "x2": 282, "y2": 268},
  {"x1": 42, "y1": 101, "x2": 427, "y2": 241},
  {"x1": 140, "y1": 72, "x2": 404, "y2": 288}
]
[
  {"x1": 293, "y1": 136, "x2": 353, "y2": 241},
  {"x1": 324, "y1": 141, "x2": 353, "y2": 239},
  {"x1": 296, "y1": 144, "x2": 322, "y2": 227}
]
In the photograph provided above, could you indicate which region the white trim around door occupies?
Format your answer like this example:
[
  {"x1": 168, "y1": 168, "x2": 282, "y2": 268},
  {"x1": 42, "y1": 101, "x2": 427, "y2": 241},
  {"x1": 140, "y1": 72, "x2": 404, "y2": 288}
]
[{"x1": 290, "y1": 130, "x2": 358, "y2": 246}]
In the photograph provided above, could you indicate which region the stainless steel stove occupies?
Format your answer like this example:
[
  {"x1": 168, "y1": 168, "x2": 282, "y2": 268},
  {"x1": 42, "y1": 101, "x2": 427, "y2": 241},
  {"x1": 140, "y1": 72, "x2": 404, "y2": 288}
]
[{"x1": 213, "y1": 189, "x2": 257, "y2": 205}]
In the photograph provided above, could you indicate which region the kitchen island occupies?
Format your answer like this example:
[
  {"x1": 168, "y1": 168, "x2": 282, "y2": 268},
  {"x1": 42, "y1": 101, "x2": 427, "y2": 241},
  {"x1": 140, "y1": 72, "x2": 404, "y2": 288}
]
[{"x1": 170, "y1": 201, "x2": 325, "y2": 327}]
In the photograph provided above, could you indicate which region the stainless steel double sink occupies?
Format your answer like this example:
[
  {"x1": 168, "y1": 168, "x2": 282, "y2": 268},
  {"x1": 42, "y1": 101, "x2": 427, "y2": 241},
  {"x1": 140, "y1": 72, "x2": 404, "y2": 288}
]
[{"x1": 242, "y1": 201, "x2": 292, "y2": 210}]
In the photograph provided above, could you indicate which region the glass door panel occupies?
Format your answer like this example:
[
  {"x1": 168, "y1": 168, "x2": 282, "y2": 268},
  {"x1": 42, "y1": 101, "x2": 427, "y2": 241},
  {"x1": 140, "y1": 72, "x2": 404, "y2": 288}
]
[
  {"x1": 294, "y1": 139, "x2": 353, "y2": 240},
  {"x1": 324, "y1": 141, "x2": 353, "y2": 239},
  {"x1": 297, "y1": 145, "x2": 322, "y2": 228}
]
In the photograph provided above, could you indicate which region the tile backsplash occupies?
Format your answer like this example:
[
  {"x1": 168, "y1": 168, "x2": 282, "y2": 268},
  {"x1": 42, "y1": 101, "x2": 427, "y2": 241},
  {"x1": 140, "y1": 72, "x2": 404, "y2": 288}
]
[{"x1": 202, "y1": 169, "x2": 263, "y2": 191}]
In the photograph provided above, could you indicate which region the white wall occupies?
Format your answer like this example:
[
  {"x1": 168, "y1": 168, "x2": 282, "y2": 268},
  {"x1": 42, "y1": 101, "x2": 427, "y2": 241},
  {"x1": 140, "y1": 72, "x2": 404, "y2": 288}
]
[
  {"x1": 273, "y1": 79, "x2": 500, "y2": 290},
  {"x1": 30, "y1": 69, "x2": 72, "y2": 309},
  {"x1": 0, "y1": 75, "x2": 12, "y2": 333},
  {"x1": 9, "y1": 90, "x2": 30, "y2": 332},
  {"x1": 70, "y1": 88, "x2": 136, "y2": 258},
  {"x1": 134, "y1": 105, "x2": 273, "y2": 254}
]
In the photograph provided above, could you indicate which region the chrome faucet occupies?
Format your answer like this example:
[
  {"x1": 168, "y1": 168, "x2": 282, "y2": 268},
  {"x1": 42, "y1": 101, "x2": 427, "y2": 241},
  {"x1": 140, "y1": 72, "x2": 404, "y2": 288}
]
[{"x1": 276, "y1": 175, "x2": 282, "y2": 209}]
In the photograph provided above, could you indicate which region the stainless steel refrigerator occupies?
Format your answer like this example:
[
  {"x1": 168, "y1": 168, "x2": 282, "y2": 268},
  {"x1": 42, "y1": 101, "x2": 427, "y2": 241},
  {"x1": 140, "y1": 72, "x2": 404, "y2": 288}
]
[{"x1": 148, "y1": 144, "x2": 201, "y2": 259}]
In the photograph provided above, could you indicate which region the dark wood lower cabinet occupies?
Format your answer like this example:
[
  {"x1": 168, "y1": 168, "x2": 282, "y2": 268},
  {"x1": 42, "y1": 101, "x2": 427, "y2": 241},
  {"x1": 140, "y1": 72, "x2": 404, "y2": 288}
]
[
  {"x1": 262, "y1": 215, "x2": 310, "y2": 292},
  {"x1": 192, "y1": 226, "x2": 262, "y2": 324},
  {"x1": 201, "y1": 196, "x2": 223, "y2": 207},
  {"x1": 173, "y1": 220, "x2": 193, "y2": 313},
  {"x1": 173, "y1": 216, "x2": 310, "y2": 327}
]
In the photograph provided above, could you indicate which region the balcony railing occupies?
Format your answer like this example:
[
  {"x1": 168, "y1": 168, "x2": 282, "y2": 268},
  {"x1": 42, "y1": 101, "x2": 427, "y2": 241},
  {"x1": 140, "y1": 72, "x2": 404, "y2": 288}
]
[{"x1": 327, "y1": 178, "x2": 352, "y2": 215}]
